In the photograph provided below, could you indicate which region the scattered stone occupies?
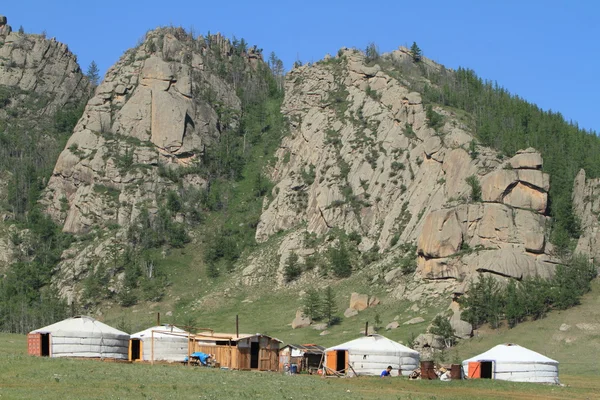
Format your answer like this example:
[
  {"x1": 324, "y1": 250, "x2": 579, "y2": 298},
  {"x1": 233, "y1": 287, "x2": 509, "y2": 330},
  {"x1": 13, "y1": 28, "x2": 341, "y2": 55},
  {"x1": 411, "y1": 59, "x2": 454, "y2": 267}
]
[
  {"x1": 384, "y1": 268, "x2": 402, "y2": 284},
  {"x1": 386, "y1": 321, "x2": 400, "y2": 330},
  {"x1": 320, "y1": 330, "x2": 330, "y2": 336},
  {"x1": 312, "y1": 323, "x2": 328, "y2": 331},
  {"x1": 576, "y1": 323, "x2": 600, "y2": 331},
  {"x1": 344, "y1": 308, "x2": 359, "y2": 318},
  {"x1": 291, "y1": 310, "x2": 311, "y2": 329},
  {"x1": 393, "y1": 315, "x2": 400, "y2": 321},
  {"x1": 559, "y1": 323, "x2": 571, "y2": 332},
  {"x1": 403, "y1": 317, "x2": 425, "y2": 325},
  {"x1": 368, "y1": 296, "x2": 380, "y2": 308},
  {"x1": 165, "y1": 311, "x2": 173, "y2": 317}
]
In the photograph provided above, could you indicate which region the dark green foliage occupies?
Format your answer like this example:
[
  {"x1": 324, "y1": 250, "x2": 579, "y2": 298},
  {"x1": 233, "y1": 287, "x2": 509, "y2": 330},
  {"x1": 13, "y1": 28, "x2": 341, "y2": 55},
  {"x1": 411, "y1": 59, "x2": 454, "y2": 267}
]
[
  {"x1": 328, "y1": 241, "x2": 352, "y2": 278},
  {"x1": 461, "y1": 256, "x2": 597, "y2": 330},
  {"x1": 551, "y1": 255, "x2": 597, "y2": 309},
  {"x1": 253, "y1": 172, "x2": 271, "y2": 197},
  {"x1": 86, "y1": 61, "x2": 100, "y2": 87},
  {"x1": 166, "y1": 190, "x2": 182, "y2": 213},
  {"x1": 410, "y1": 42, "x2": 422, "y2": 62},
  {"x1": 429, "y1": 315, "x2": 455, "y2": 347},
  {"x1": 465, "y1": 175, "x2": 482, "y2": 202},
  {"x1": 469, "y1": 140, "x2": 479, "y2": 159},
  {"x1": 365, "y1": 42, "x2": 380, "y2": 64},
  {"x1": 18, "y1": 25, "x2": 25, "y2": 34},
  {"x1": 322, "y1": 286, "x2": 340, "y2": 326},
  {"x1": 284, "y1": 252, "x2": 302, "y2": 282},
  {"x1": 303, "y1": 288, "x2": 322, "y2": 321},
  {"x1": 425, "y1": 104, "x2": 444, "y2": 130}
]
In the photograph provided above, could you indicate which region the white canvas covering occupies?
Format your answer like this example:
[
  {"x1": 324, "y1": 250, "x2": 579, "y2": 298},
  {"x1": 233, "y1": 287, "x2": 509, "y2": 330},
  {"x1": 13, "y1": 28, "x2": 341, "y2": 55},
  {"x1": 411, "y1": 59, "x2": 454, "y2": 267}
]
[
  {"x1": 30, "y1": 316, "x2": 129, "y2": 359},
  {"x1": 325, "y1": 334, "x2": 419, "y2": 376},
  {"x1": 462, "y1": 344, "x2": 559, "y2": 384},
  {"x1": 130, "y1": 325, "x2": 191, "y2": 362}
]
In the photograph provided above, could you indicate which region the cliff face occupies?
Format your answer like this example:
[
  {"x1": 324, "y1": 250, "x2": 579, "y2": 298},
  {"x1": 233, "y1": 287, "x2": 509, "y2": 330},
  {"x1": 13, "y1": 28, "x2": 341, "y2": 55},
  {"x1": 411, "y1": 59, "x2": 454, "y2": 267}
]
[
  {"x1": 573, "y1": 169, "x2": 600, "y2": 262},
  {"x1": 42, "y1": 28, "x2": 259, "y2": 234},
  {"x1": 39, "y1": 28, "x2": 264, "y2": 299},
  {"x1": 254, "y1": 48, "x2": 557, "y2": 288},
  {"x1": 0, "y1": 22, "x2": 90, "y2": 271}
]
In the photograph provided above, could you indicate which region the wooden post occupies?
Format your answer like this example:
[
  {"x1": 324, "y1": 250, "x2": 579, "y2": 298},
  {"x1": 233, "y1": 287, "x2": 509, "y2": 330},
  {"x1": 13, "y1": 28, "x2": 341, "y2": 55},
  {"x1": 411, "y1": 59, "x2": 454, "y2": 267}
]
[
  {"x1": 157, "y1": 312, "x2": 160, "y2": 326},
  {"x1": 236, "y1": 315, "x2": 239, "y2": 338},
  {"x1": 365, "y1": 322, "x2": 369, "y2": 336}
]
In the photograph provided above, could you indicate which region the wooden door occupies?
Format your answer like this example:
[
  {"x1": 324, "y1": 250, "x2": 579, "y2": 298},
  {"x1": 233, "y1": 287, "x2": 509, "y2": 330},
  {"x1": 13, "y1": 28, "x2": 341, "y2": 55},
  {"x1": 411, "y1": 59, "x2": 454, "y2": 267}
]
[
  {"x1": 325, "y1": 350, "x2": 337, "y2": 374},
  {"x1": 239, "y1": 347, "x2": 251, "y2": 370}
]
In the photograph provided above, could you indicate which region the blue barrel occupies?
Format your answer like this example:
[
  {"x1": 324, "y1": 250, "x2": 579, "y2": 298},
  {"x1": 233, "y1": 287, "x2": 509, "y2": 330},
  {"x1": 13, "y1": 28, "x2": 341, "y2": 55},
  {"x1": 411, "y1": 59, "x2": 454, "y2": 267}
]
[{"x1": 290, "y1": 364, "x2": 298, "y2": 374}]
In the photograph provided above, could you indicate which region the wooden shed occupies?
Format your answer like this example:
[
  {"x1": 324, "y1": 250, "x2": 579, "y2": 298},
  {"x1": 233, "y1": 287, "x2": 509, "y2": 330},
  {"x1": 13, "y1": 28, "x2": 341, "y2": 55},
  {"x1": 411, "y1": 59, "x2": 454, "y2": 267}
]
[
  {"x1": 193, "y1": 332, "x2": 281, "y2": 371},
  {"x1": 279, "y1": 344, "x2": 325, "y2": 373}
]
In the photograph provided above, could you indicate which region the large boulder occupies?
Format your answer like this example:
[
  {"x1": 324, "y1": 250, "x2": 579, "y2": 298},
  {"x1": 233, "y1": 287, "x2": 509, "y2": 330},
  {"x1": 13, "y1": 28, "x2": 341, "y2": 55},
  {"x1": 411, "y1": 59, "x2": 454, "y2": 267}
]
[
  {"x1": 471, "y1": 249, "x2": 554, "y2": 279},
  {"x1": 349, "y1": 293, "x2": 369, "y2": 311},
  {"x1": 480, "y1": 169, "x2": 518, "y2": 202},
  {"x1": 291, "y1": 309, "x2": 311, "y2": 329},
  {"x1": 509, "y1": 148, "x2": 543, "y2": 169},
  {"x1": 503, "y1": 183, "x2": 547, "y2": 213}
]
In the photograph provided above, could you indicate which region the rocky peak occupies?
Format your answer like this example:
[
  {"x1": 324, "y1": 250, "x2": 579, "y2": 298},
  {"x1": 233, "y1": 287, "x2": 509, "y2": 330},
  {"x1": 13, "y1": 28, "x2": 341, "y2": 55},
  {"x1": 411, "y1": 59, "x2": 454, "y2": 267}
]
[
  {"x1": 42, "y1": 27, "x2": 262, "y2": 234},
  {"x1": 253, "y1": 47, "x2": 556, "y2": 287},
  {"x1": 0, "y1": 18, "x2": 89, "y2": 114}
]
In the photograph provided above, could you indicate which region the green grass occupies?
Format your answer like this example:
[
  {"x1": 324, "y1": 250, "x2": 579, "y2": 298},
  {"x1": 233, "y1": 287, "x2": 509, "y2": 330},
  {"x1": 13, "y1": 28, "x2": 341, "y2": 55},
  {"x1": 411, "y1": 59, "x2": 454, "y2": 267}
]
[{"x1": 0, "y1": 333, "x2": 598, "y2": 399}]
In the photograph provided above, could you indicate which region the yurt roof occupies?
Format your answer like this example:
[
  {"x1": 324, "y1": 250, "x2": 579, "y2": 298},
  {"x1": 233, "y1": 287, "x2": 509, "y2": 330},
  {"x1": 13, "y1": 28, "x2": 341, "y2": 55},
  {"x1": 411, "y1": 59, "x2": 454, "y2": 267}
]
[
  {"x1": 463, "y1": 344, "x2": 558, "y2": 364},
  {"x1": 131, "y1": 325, "x2": 189, "y2": 339},
  {"x1": 30, "y1": 316, "x2": 129, "y2": 336},
  {"x1": 326, "y1": 334, "x2": 418, "y2": 354}
]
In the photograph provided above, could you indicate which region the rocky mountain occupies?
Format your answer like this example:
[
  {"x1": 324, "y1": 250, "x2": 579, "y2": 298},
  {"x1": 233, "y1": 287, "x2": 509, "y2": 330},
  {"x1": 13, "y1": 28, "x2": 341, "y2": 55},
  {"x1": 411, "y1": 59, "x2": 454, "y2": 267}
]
[
  {"x1": 253, "y1": 48, "x2": 557, "y2": 293},
  {"x1": 0, "y1": 15, "x2": 90, "y2": 272},
  {"x1": 39, "y1": 27, "x2": 267, "y2": 301},
  {"x1": 1, "y1": 16, "x2": 599, "y2": 340}
]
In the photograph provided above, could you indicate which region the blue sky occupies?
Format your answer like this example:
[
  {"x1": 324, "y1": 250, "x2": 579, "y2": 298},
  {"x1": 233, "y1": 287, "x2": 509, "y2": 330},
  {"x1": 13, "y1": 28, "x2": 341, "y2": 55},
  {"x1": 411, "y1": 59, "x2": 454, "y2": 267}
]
[{"x1": 3, "y1": 1, "x2": 598, "y2": 132}]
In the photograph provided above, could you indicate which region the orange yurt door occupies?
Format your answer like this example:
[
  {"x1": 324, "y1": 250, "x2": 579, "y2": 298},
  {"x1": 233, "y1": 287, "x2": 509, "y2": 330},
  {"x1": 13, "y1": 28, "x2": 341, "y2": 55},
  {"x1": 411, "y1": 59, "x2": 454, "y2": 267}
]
[
  {"x1": 468, "y1": 362, "x2": 481, "y2": 378},
  {"x1": 325, "y1": 350, "x2": 337, "y2": 375}
]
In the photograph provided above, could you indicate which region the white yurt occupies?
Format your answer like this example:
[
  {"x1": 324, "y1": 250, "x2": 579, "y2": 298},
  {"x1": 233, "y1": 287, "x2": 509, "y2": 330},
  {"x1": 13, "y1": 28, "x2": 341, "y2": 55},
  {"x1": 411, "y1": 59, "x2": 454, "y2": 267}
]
[
  {"x1": 462, "y1": 344, "x2": 559, "y2": 384},
  {"x1": 129, "y1": 325, "x2": 192, "y2": 362},
  {"x1": 27, "y1": 316, "x2": 129, "y2": 359},
  {"x1": 324, "y1": 334, "x2": 419, "y2": 376}
]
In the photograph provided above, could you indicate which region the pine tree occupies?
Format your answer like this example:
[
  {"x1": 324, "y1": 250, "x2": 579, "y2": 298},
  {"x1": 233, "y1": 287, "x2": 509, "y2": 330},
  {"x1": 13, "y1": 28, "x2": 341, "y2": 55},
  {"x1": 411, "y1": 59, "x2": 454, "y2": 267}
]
[
  {"x1": 303, "y1": 288, "x2": 322, "y2": 320},
  {"x1": 365, "y1": 42, "x2": 379, "y2": 63},
  {"x1": 284, "y1": 252, "x2": 302, "y2": 282},
  {"x1": 322, "y1": 286, "x2": 338, "y2": 325},
  {"x1": 328, "y1": 241, "x2": 352, "y2": 278},
  {"x1": 410, "y1": 42, "x2": 422, "y2": 62},
  {"x1": 86, "y1": 61, "x2": 100, "y2": 87}
]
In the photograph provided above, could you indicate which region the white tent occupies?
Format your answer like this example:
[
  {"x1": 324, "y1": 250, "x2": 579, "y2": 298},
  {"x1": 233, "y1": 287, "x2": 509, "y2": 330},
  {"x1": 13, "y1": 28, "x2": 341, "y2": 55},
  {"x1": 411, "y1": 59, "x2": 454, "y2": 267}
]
[
  {"x1": 130, "y1": 325, "x2": 191, "y2": 362},
  {"x1": 28, "y1": 316, "x2": 129, "y2": 359},
  {"x1": 324, "y1": 334, "x2": 420, "y2": 376},
  {"x1": 462, "y1": 344, "x2": 559, "y2": 384}
]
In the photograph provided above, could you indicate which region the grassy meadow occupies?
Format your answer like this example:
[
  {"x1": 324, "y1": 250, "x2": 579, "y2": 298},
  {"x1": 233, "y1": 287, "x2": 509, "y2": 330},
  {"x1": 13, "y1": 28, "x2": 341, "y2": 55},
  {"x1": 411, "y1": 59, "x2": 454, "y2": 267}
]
[{"x1": 1, "y1": 332, "x2": 599, "y2": 400}]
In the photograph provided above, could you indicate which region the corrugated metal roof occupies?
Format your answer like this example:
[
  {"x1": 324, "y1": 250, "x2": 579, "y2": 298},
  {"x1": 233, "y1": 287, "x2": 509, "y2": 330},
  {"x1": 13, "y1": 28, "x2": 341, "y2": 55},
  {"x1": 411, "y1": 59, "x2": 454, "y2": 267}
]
[
  {"x1": 194, "y1": 332, "x2": 282, "y2": 343},
  {"x1": 283, "y1": 344, "x2": 325, "y2": 354}
]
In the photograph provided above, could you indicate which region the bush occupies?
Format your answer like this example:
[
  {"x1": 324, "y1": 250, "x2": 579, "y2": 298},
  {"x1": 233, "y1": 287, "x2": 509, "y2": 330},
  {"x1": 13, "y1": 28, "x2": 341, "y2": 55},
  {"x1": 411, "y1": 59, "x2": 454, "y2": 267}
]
[
  {"x1": 283, "y1": 252, "x2": 302, "y2": 282},
  {"x1": 465, "y1": 175, "x2": 482, "y2": 202},
  {"x1": 328, "y1": 241, "x2": 352, "y2": 278},
  {"x1": 429, "y1": 315, "x2": 455, "y2": 347}
]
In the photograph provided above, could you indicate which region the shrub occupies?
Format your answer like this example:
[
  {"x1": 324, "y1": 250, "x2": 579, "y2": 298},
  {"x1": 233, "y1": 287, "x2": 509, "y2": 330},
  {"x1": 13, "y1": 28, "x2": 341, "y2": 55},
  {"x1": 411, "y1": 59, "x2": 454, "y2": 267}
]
[
  {"x1": 284, "y1": 252, "x2": 302, "y2": 282},
  {"x1": 465, "y1": 175, "x2": 482, "y2": 202}
]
